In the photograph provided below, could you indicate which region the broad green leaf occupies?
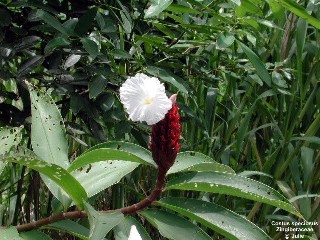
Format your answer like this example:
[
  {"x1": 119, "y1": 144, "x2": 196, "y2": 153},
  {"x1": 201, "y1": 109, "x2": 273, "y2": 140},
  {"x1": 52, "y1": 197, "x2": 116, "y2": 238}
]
[
  {"x1": 75, "y1": 7, "x2": 98, "y2": 36},
  {"x1": 81, "y1": 38, "x2": 99, "y2": 59},
  {"x1": 20, "y1": 230, "x2": 52, "y2": 240},
  {"x1": 89, "y1": 75, "x2": 107, "y2": 99},
  {"x1": 27, "y1": 82, "x2": 69, "y2": 168},
  {"x1": 216, "y1": 32, "x2": 235, "y2": 50},
  {"x1": 166, "y1": 172, "x2": 303, "y2": 218},
  {"x1": 27, "y1": 83, "x2": 71, "y2": 207},
  {"x1": 146, "y1": 66, "x2": 189, "y2": 94},
  {"x1": 5, "y1": 148, "x2": 87, "y2": 209},
  {"x1": 141, "y1": 209, "x2": 212, "y2": 240},
  {"x1": 36, "y1": 10, "x2": 74, "y2": 35},
  {"x1": 68, "y1": 148, "x2": 153, "y2": 172},
  {"x1": 84, "y1": 202, "x2": 124, "y2": 240},
  {"x1": 144, "y1": 0, "x2": 173, "y2": 19},
  {"x1": 114, "y1": 216, "x2": 151, "y2": 240},
  {"x1": 44, "y1": 37, "x2": 70, "y2": 54},
  {"x1": 167, "y1": 151, "x2": 235, "y2": 175},
  {"x1": 0, "y1": 226, "x2": 23, "y2": 240},
  {"x1": 72, "y1": 161, "x2": 139, "y2": 197},
  {"x1": 0, "y1": 126, "x2": 22, "y2": 174},
  {"x1": 84, "y1": 141, "x2": 156, "y2": 167},
  {"x1": 157, "y1": 197, "x2": 271, "y2": 240},
  {"x1": 46, "y1": 220, "x2": 90, "y2": 240},
  {"x1": 238, "y1": 41, "x2": 271, "y2": 86},
  {"x1": 278, "y1": 0, "x2": 320, "y2": 29}
]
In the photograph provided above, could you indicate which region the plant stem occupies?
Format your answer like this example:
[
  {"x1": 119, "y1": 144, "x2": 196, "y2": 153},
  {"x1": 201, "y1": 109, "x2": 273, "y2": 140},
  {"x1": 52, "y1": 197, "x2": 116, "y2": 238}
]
[{"x1": 15, "y1": 169, "x2": 167, "y2": 233}]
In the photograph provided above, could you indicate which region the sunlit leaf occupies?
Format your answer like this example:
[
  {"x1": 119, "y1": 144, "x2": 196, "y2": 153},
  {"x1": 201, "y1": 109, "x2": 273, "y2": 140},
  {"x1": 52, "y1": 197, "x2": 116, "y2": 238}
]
[
  {"x1": 144, "y1": 0, "x2": 173, "y2": 18},
  {"x1": 166, "y1": 172, "x2": 303, "y2": 218},
  {"x1": 157, "y1": 197, "x2": 271, "y2": 240}
]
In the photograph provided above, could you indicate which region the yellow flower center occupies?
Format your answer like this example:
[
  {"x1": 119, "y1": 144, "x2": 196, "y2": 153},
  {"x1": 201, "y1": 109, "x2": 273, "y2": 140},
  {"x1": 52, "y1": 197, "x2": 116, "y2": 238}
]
[{"x1": 144, "y1": 98, "x2": 153, "y2": 105}]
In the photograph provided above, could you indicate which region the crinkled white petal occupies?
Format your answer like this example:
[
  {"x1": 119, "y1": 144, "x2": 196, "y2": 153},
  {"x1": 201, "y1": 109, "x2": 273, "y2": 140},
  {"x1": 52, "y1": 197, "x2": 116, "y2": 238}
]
[
  {"x1": 120, "y1": 73, "x2": 172, "y2": 125},
  {"x1": 128, "y1": 225, "x2": 142, "y2": 240}
]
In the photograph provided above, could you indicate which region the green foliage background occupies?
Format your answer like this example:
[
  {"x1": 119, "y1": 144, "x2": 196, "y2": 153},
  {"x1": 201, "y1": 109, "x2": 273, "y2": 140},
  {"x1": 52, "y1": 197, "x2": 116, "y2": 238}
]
[{"x1": 0, "y1": 0, "x2": 319, "y2": 239}]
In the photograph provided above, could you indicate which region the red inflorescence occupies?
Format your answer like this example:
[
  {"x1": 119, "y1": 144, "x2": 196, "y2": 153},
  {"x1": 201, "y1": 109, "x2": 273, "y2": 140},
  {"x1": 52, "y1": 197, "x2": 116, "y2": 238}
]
[{"x1": 150, "y1": 103, "x2": 181, "y2": 172}]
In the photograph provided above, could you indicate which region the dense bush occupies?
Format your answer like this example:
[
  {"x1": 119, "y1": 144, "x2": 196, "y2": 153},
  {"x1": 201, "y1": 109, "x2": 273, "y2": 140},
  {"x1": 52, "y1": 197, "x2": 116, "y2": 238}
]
[{"x1": 0, "y1": 0, "x2": 319, "y2": 239}]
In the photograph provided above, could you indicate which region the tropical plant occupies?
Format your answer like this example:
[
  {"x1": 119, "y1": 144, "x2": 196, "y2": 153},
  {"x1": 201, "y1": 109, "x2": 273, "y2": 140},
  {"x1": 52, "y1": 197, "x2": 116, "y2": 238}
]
[{"x1": 0, "y1": 0, "x2": 319, "y2": 239}]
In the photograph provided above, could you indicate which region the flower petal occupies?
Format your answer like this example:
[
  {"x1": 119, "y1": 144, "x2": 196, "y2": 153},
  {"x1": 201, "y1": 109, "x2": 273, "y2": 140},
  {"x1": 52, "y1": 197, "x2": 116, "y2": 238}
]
[{"x1": 120, "y1": 73, "x2": 172, "y2": 125}]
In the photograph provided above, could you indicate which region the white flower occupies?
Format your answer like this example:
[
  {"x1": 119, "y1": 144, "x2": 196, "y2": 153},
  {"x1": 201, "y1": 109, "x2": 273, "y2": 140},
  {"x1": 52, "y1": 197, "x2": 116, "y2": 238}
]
[
  {"x1": 120, "y1": 73, "x2": 172, "y2": 125},
  {"x1": 128, "y1": 225, "x2": 142, "y2": 240}
]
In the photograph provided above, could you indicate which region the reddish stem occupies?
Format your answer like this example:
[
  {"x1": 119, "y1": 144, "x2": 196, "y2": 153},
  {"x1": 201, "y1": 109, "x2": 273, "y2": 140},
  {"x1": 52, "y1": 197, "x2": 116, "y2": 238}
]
[{"x1": 15, "y1": 169, "x2": 166, "y2": 233}]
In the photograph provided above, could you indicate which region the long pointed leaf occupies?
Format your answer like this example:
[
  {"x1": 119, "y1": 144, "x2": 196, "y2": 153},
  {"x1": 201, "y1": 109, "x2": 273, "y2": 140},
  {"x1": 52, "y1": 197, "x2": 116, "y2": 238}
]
[
  {"x1": 68, "y1": 148, "x2": 153, "y2": 172},
  {"x1": 166, "y1": 172, "x2": 302, "y2": 218},
  {"x1": 167, "y1": 151, "x2": 234, "y2": 175},
  {"x1": 27, "y1": 82, "x2": 71, "y2": 207},
  {"x1": 157, "y1": 197, "x2": 271, "y2": 240},
  {"x1": 141, "y1": 209, "x2": 212, "y2": 240},
  {"x1": 5, "y1": 149, "x2": 87, "y2": 209}
]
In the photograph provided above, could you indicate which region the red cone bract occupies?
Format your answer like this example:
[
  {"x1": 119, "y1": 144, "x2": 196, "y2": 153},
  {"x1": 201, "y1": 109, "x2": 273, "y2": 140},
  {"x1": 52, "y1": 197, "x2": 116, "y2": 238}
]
[{"x1": 150, "y1": 103, "x2": 180, "y2": 172}]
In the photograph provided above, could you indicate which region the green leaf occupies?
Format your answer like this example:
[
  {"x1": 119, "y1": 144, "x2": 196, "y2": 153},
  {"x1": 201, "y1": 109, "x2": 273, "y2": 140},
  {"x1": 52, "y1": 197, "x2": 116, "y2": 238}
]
[
  {"x1": 81, "y1": 38, "x2": 100, "y2": 59},
  {"x1": 27, "y1": 82, "x2": 71, "y2": 207},
  {"x1": 84, "y1": 141, "x2": 156, "y2": 167},
  {"x1": 166, "y1": 172, "x2": 303, "y2": 218},
  {"x1": 216, "y1": 32, "x2": 235, "y2": 50},
  {"x1": 5, "y1": 148, "x2": 87, "y2": 209},
  {"x1": 230, "y1": 0, "x2": 241, "y2": 6},
  {"x1": 36, "y1": 10, "x2": 74, "y2": 35},
  {"x1": 0, "y1": 227, "x2": 23, "y2": 240},
  {"x1": 0, "y1": 126, "x2": 22, "y2": 174},
  {"x1": 13, "y1": 36, "x2": 41, "y2": 52},
  {"x1": 84, "y1": 202, "x2": 124, "y2": 240},
  {"x1": 236, "y1": 102, "x2": 256, "y2": 159},
  {"x1": 237, "y1": 41, "x2": 271, "y2": 86},
  {"x1": 110, "y1": 49, "x2": 132, "y2": 59},
  {"x1": 157, "y1": 197, "x2": 271, "y2": 240},
  {"x1": 68, "y1": 148, "x2": 154, "y2": 172},
  {"x1": 114, "y1": 216, "x2": 151, "y2": 240},
  {"x1": 75, "y1": 7, "x2": 98, "y2": 36},
  {"x1": 141, "y1": 209, "x2": 211, "y2": 240},
  {"x1": 46, "y1": 220, "x2": 90, "y2": 240},
  {"x1": 95, "y1": 93, "x2": 115, "y2": 112},
  {"x1": 167, "y1": 151, "x2": 235, "y2": 175},
  {"x1": 20, "y1": 230, "x2": 52, "y2": 240},
  {"x1": 27, "y1": 82, "x2": 69, "y2": 168},
  {"x1": 64, "y1": 54, "x2": 81, "y2": 68},
  {"x1": 146, "y1": 66, "x2": 189, "y2": 94},
  {"x1": 166, "y1": 4, "x2": 201, "y2": 14},
  {"x1": 18, "y1": 56, "x2": 44, "y2": 77},
  {"x1": 290, "y1": 136, "x2": 320, "y2": 145},
  {"x1": 278, "y1": 0, "x2": 320, "y2": 29},
  {"x1": 72, "y1": 161, "x2": 139, "y2": 197},
  {"x1": 89, "y1": 75, "x2": 107, "y2": 99},
  {"x1": 44, "y1": 37, "x2": 70, "y2": 54},
  {"x1": 144, "y1": 0, "x2": 173, "y2": 19}
]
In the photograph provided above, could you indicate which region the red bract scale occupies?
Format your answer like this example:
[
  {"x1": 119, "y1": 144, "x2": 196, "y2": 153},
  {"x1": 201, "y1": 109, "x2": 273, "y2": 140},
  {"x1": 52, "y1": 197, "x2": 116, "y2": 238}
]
[{"x1": 150, "y1": 103, "x2": 181, "y2": 172}]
